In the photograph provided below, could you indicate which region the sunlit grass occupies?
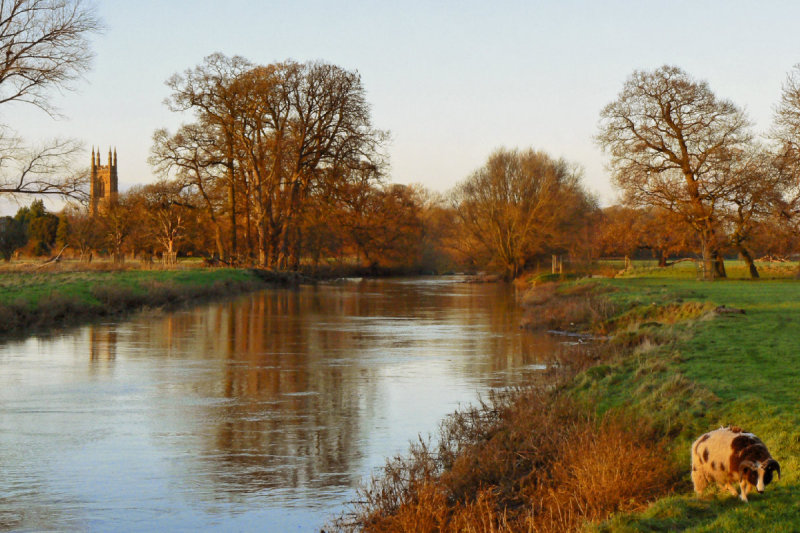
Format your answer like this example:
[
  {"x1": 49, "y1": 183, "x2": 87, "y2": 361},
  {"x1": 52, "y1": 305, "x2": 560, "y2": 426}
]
[
  {"x1": 608, "y1": 259, "x2": 799, "y2": 280},
  {"x1": 0, "y1": 268, "x2": 267, "y2": 335},
  {"x1": 575, "y1": 276, "x2": 800, "y2": 531}
]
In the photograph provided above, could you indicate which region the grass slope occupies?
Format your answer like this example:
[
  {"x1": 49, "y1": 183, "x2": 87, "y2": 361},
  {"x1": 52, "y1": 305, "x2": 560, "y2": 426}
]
[{"x1": 577, "y1": 277, "x2": 800, "y2": 532}]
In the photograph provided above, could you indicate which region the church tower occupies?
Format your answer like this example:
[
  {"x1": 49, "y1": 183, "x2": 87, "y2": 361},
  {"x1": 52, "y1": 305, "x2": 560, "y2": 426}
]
[{"x1": 90, "y1": 147, "x2": 118, "y2": 216}]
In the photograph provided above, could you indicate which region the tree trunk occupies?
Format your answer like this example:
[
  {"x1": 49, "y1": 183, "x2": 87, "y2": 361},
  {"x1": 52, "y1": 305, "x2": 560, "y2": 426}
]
[
  {"x1": 256, "y1": 218, "x2": 269, "y2": 267},
  {"x1": 687, "y1": 174, "x2": 725, "y2": 280},
  {"x1": 700, "y1": 238, "x2": 714, "y2": 280},
  {"x1": 213, "y1": 224, "x2": 225, "y2": 262},
  {"x1": 290, "y1": 226, "x2": 301, "y2": 271},
  {"x1": 276, "y1": 184, "x2": 300, "y2": 270},
  {"x1": 227, "y1": 158, "x2": 237, "y2": 262},
  {"x1": 699, "y1": 229, "x2": 726, "y2": 280},
  {"x1": 244, "y1": 191, "x2": 253, "y2": 262},
  {"x1": 736, "y1": 244, "x2": 759, "y2": 279},
  {"x1": 713, "y1": 250, "x2": 727, "y2": 279}
]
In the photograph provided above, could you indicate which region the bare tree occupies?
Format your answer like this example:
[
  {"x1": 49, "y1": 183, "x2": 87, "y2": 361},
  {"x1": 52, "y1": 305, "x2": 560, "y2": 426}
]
[
  {"x1": 60, "y1": 203, "x2": 99, "y2": 261},
  {"x1": 226, "y1": 60, "x2": 388, "y2": 268},
  {"x1": 0, "y1": 0, "x2": 100, "y2": 113},
  {"x1": 0, "y1": 134, "x2": 86, "y2": 198},
  {"x1": 98, "y1": 197, "x2": 131, "y2": 263},
  {"x1": 719, "y1": 146, "x2": 790, "y2": 278},
  {"x1": 128, "y1": 181, "x2": 193, "y2": 263},
  {"x1": 597, "y1": 65, "x2": 752, "y2": 279},
  {"x1": 774, "y1": 64, "x2": 800, "y2": 158},
  {"x1": 163, "y1": 54, "x2": 251, "y2": 258},
  {"x1": 150, "y1": 124, "x2": 228, "y2": 260},
  {"x1": 451, "y1": 147, "x2": 596, "y2": 279},
  {"x1": 0, "y1": 0, "x2": 101, "y2": 199}
]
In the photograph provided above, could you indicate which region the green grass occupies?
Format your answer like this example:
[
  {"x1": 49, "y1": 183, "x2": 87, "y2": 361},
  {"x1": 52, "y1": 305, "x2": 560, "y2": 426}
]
[
  {"x1": 0, "y1": 268, "x2": 271, "y2": 336},
  {"x1": 570, "y1": 274, "x2": 800, "y2": 531},
  {"x1": 609, "y1": 259, "x2": 799, "y2": 280},
  {"x1": 0, "y1": 269, "x2": 257, "y2": 306}
]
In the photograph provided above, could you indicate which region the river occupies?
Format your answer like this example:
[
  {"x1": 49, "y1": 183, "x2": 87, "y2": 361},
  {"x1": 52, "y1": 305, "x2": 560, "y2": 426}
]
[{"x1": 0, "y1": 277, "x2": 556, "y2": 532}]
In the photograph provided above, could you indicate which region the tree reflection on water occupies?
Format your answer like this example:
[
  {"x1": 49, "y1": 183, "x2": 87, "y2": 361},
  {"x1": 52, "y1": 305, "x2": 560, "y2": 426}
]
[{"x1": 0, "y1": 278, "x2": 558, "y2": 530}]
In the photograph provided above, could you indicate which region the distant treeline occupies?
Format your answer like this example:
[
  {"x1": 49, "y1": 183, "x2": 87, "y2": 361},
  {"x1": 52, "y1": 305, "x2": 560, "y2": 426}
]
[{"x1": 6, "y1": 62, "x2": 800, "y2": 280}]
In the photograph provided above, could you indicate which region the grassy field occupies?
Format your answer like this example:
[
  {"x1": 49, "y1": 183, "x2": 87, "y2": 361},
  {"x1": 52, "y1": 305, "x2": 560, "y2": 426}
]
[
  {"x1": 573, "y1": 274, "x2": 800, "y2": 531},
  {"x1": 0, "y1": 267, "x2": 277, "y2": 337},
  {"x1": 600, "y1": 258, "x2": 799, "y2": 280}
]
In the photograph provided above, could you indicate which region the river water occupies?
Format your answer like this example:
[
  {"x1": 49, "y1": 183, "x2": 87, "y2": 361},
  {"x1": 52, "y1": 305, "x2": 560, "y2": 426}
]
[{"x1": 0, "y1": 277, "x2": 556, "y2": 532}]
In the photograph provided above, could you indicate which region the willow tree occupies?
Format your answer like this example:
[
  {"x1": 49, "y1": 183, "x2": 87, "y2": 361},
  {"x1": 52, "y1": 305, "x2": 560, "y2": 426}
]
[
  {"x1": 597, "y1": 65, "x2": 752, "y2": 279},
  {"x1": 452, "y1": 148, "x2": 595, "y2": 279}
]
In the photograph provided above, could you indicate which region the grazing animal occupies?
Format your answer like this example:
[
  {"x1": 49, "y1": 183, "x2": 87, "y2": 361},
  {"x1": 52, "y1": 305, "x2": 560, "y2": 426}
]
[{"x1": 691, "y1": 426, "x2": 781, "y2": 502}]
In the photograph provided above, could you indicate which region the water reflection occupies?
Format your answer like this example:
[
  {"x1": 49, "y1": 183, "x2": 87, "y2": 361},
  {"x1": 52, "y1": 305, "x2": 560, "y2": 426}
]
[{"x1": 0, "y1": 278, "x2": 558, "y2": 531}]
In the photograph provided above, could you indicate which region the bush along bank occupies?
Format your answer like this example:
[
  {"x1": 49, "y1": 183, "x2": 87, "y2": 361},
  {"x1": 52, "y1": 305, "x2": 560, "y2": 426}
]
[
  {"x1": 330, "y1": 278, "x2": 800, "y2": 532},
  {"x1": 0, "y1": 268, "x2": 297, "y2": 338}
]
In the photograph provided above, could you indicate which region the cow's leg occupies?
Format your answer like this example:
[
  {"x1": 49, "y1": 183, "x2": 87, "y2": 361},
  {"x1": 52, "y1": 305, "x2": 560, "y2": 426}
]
[{"x1": 692, "y1": 467, "x2": 708, "y2": 496}]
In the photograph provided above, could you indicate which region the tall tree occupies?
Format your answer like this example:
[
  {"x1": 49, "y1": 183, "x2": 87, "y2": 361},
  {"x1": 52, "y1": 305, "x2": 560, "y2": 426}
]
[
  {"x1": 154, "y1": 55, "x2": 388, "y2": 268},
  {"x1": 128, "y1": 181, "x2": 193, "y2": 263},
  {"x1": 163, "y1": 54, "x2": 251, "y2": 259},
  {"x1": 451, "y1": 147, "x2": 595, "y2": 279},
  {"x1": 772, "y1": 64, "x2": 800, "y2": 228},
  {"x1": 597, "y1": 65, "x2": 752, "y2": 279},
  {"x1": 773, "y1": 64, "x2": 800, "y2": 160}
]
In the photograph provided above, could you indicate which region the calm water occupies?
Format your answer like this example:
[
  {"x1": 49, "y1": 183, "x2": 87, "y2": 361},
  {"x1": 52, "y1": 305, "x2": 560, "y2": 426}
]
[{"x1": 0, "y1": 277, "x2": 557, "y2": 532}]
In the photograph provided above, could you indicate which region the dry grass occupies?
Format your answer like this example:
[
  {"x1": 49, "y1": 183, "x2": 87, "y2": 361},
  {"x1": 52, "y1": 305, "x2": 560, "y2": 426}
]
[
  {"x1": 326, "y1": 280, "x2": 711, "y2": 533},
  {"x1": 609, "y1": 301, "x2": 716, "y2": 332},
  {"x1": 521, "y1": 282, "x2": 618, "y2": 334},
  {"x1": 0, "y1": 258, "x2": 203, "y2": 273},
  {"x1": 331, "y1": 377, "x2": 679, "y2": 533}
]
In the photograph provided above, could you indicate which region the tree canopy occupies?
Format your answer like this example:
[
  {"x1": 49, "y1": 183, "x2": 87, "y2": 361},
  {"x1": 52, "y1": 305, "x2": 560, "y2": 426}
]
[{"x1": 597, "y1": 65, "x2": 752, "y2": 278}]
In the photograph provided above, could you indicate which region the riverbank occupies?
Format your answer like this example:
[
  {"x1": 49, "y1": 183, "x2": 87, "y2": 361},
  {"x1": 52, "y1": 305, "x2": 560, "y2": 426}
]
[
  {"x1": 587, "y1": 278, "x2": 800, "y2": 531},
  {"x1": 332, "y1": 275, "x2": 800, "y2": 532},
  {"x1": 0, "y1": 268, "x2": 297, "y2": 338}
]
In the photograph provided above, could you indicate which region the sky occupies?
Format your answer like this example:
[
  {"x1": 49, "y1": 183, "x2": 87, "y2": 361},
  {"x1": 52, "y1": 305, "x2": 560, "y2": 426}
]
[{"x1": 3, "y1": 0, "x2": 800, "y2": 214}]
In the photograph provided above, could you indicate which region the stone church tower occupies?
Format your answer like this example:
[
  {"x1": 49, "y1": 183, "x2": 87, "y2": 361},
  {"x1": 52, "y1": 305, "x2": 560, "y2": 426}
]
[{"x1": 90, "y1": 147, "x2": 118, "y2": 216}]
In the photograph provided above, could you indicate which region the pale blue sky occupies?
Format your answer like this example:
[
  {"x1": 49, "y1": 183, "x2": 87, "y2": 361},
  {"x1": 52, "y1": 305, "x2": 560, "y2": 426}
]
[{"x1": 4, "y1": 0, "x2": 800, "y2": 211}]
